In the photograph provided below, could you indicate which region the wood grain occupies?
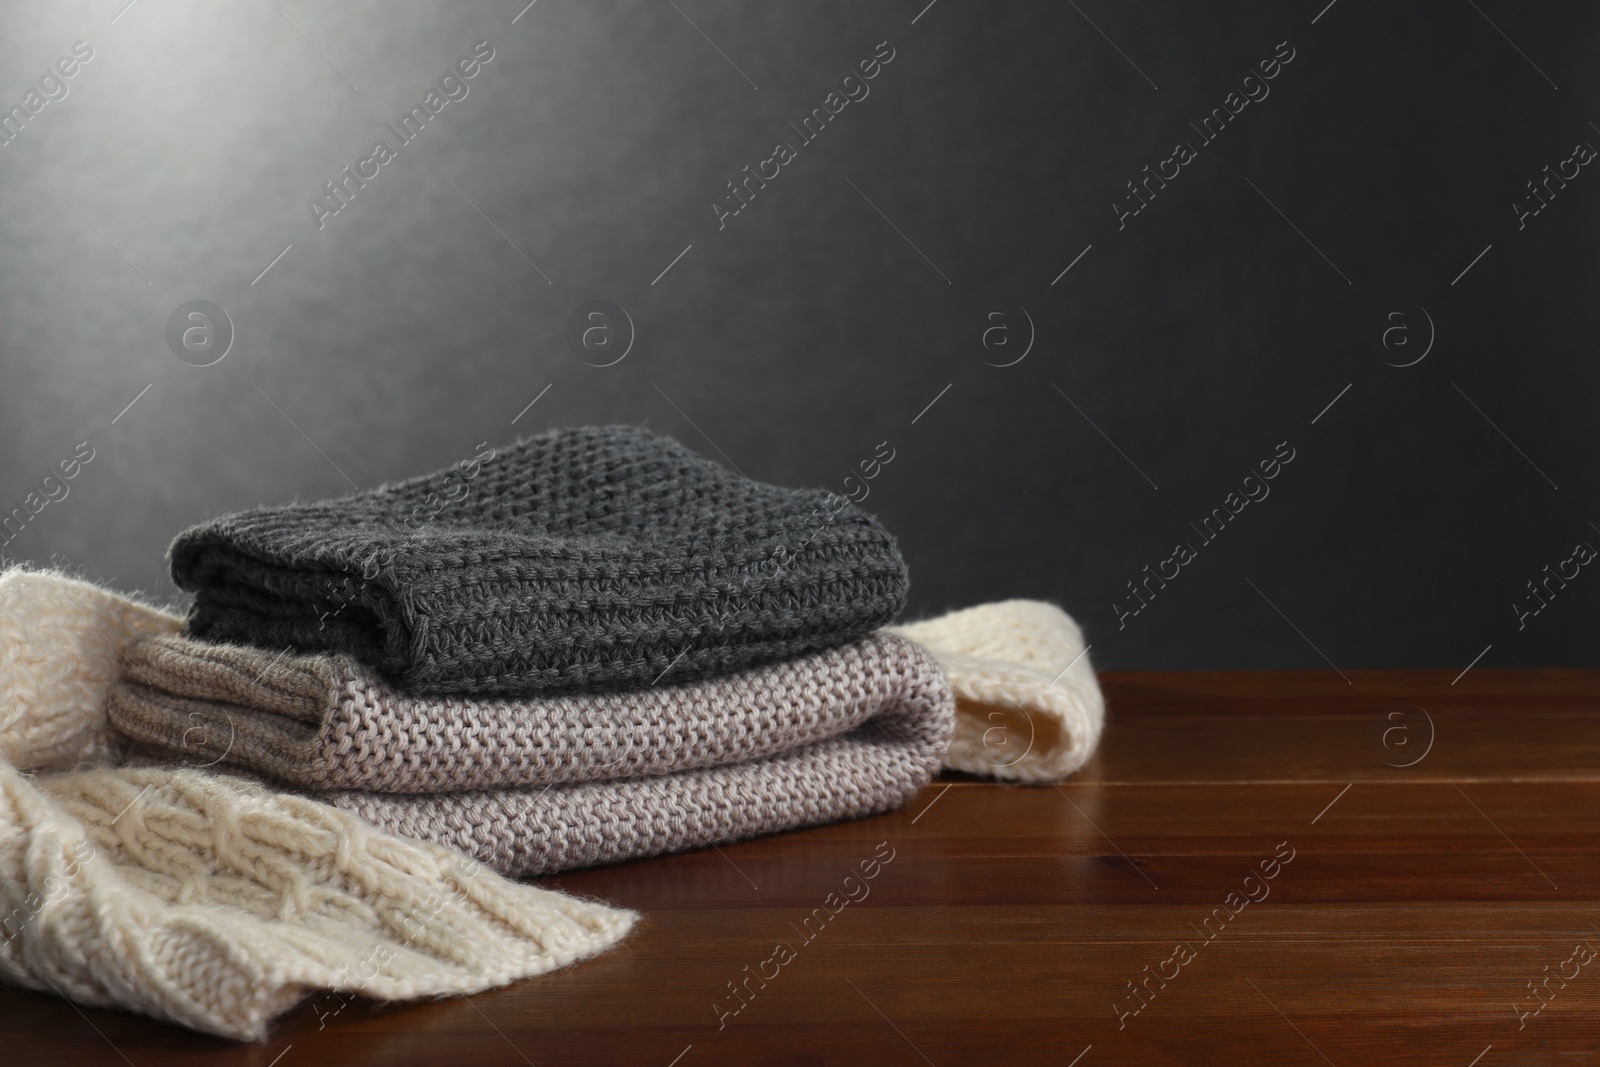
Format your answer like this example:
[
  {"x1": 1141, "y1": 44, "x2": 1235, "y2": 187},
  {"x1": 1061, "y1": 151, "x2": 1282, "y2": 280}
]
[{"x1": 3, "y1": 668, "x2": 1597, "y2": 1065}]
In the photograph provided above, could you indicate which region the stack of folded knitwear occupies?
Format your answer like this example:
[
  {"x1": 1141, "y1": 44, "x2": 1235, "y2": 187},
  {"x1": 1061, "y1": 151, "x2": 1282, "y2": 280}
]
[
  {"x1": 0, "y1": 424, "x2": 1104, "y2": 1039},
  {"x1": 108, "y1": 425, "x2": 970, "y2": 877}
]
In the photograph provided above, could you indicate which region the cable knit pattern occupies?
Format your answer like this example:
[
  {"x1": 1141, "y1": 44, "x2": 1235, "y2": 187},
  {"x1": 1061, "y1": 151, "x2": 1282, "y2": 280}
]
[
  {"x1": 110, "y1": 632, "x2": 955, "y2": 876},
  {"x1": 0, "y1": 570, "x2": 635, "y2": 1041},
  {"x1": 169, "y1": 425, "x2": 908, "y2": 697},
  {"x1": 894, "y1": 599, "x2": 1104, "y2": 783},
  {"x1": 110, "y1": 632, "x2": 946, "y2": 794}
]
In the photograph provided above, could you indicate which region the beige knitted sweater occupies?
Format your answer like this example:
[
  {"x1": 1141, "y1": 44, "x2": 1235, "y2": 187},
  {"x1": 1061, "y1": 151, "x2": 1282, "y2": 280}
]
[
  {"x1": 0, "y1": 570, "x2": 635, "y2": 1041},
  {"x1": 111, "y1": 631, "x2": 957, "y2": 877}
]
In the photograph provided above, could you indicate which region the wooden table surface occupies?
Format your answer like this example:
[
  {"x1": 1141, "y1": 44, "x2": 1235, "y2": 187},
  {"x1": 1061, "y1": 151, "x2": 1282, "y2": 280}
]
[{"x1": 4, "y1": 668, "x2": 1599, "y2": 1066}]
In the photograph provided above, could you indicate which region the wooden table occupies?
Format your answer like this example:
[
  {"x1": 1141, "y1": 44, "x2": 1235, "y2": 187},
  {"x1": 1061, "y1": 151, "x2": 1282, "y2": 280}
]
[{"x1": 4, "y1": 669, "x2": 1598, "y2": 1065}]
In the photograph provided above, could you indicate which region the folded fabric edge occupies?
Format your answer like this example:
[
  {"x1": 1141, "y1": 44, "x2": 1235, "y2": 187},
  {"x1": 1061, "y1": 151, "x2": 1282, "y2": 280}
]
[
  {"x1": 892, "y1": 599, "x2": 1106, "y2": 784},
  {"x1": 936, "y1": 651, "x2": 1103, "y2": 783}
]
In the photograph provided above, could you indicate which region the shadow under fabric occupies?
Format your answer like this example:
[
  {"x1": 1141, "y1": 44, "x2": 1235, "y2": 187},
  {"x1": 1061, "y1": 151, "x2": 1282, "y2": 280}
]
[{"x1": 0, "y1": 570, "x2": 634, "y2": 1042}]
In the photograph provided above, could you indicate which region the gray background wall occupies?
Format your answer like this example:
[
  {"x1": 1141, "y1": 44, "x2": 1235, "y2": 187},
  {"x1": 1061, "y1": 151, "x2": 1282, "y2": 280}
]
[{"x1": 1, "y1": 0, "x2": 1595, "y2": 674}]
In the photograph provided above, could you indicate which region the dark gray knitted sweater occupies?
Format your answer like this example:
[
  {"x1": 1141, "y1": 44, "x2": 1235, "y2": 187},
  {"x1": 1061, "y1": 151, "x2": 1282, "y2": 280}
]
[{"x1": 169, "y1": 425, "x2": 907, "y2": 696}]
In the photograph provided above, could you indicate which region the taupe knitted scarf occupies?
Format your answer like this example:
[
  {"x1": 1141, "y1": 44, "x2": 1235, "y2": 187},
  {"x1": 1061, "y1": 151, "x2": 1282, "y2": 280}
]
[{"x1": 108, "y1": 632, "x2": 953, "y2": 877}]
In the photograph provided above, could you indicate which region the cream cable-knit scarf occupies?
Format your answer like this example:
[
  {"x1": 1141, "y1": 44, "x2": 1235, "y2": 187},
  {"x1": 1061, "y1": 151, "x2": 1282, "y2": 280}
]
[{"x1": 0, "y1": 569, "x2": 634, "y2": 1041}]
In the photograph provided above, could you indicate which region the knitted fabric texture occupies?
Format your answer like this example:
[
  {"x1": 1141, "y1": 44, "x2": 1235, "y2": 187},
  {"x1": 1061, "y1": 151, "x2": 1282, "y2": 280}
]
[
  {"x1": 110, "y1": 631, "x2": 953, "y2": 877},
  {"x1": 169, "y1": 425, "x2": 908, "y2": 697},
  {"x1": 894, "y1": 599, "x2": 1103, "y2": 783},
  {"x1": 109, "y1": 632, "x2": 946, "y2": 795},
  {"x1": 0, "y1": 570, "x2": 635, "y2": 1041}
]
